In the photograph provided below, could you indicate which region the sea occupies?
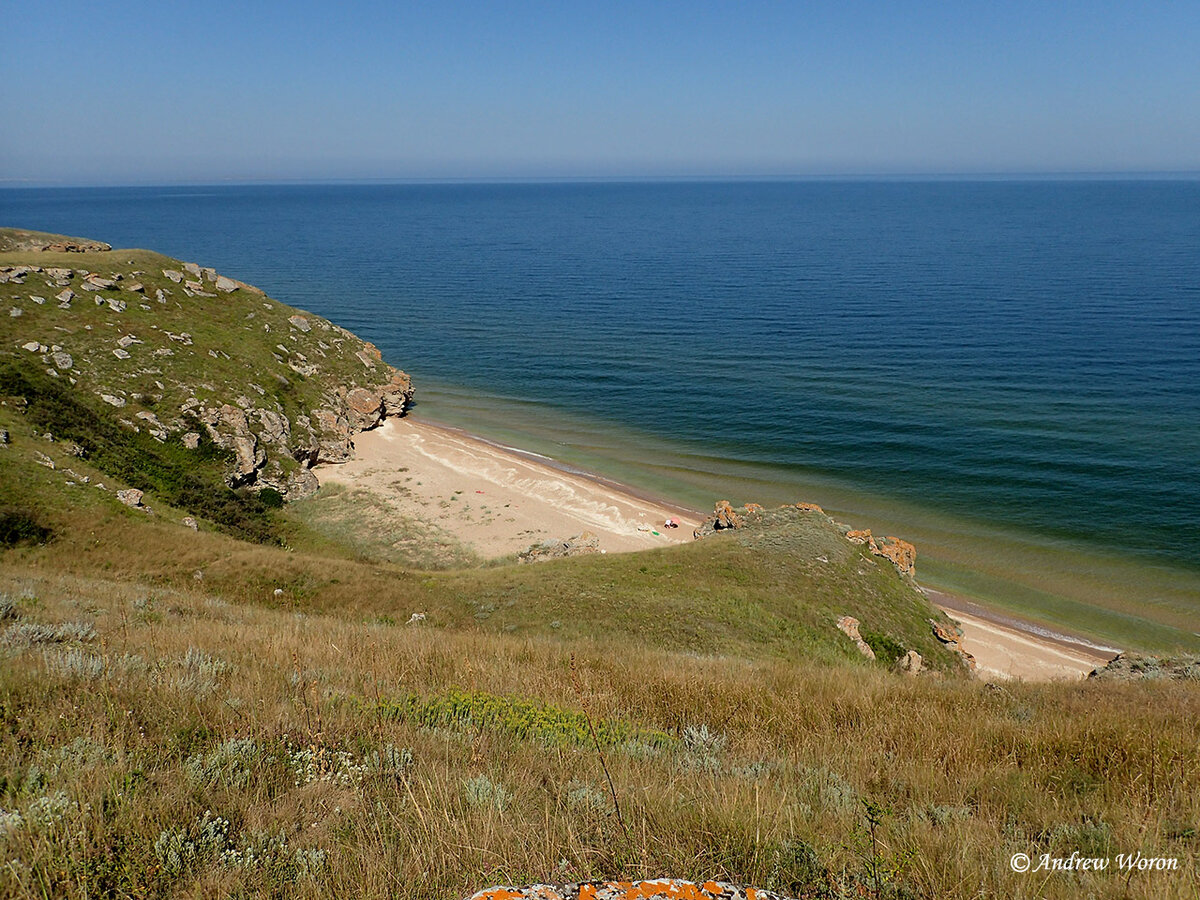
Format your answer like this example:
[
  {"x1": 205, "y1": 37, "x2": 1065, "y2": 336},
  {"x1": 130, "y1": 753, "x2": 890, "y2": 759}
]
[{"x1": 3, "y1": 180, "x2": 1198, "y2": 649}]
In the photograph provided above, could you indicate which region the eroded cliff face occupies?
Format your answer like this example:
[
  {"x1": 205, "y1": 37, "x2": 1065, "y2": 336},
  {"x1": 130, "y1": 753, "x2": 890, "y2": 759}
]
[
  {"x1": 1, "y1": 235, "x2": 415, "y2": 500},
  {"x1": 159, "y1": 332, "x2": 414, "y2": 499}
]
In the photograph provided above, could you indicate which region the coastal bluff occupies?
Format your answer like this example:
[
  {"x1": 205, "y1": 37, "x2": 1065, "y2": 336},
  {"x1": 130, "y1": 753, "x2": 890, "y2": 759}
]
[{"x1": 0, "y1": 228, "x2": 413, "y2": 498}]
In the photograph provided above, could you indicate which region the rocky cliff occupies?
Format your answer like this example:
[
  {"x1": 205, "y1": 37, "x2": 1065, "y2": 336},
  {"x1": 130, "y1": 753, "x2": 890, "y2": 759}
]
[{"x1": 0, "y1": 229, "x2": 413, "y2": 499}]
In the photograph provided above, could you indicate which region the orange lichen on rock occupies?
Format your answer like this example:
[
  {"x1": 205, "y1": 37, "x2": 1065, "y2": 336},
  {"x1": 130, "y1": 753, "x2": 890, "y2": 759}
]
[
  {"x1": 930, "y1": 618, "x2": 977, "y2": 671},
  {"x1": 467, "y1": 882, "x2": 793, "y2": 900},
  {"x1": 841, "y1": 528, "x2": 917, "y2": 578},
  {"x1": 873, "y1": 535, "x2": 916, "y2": 578},
  {"x1": 710, "y1": 500, "x2": 744, "y2": 530},
  {"x1": 794, "y1": 502, "x2": 825, "y2": 513}
]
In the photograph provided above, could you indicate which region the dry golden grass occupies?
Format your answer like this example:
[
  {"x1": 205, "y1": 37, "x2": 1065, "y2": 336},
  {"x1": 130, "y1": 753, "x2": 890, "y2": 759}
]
[{"x1": 1, "y1": 566, "x2": 1197, "y2": 900}]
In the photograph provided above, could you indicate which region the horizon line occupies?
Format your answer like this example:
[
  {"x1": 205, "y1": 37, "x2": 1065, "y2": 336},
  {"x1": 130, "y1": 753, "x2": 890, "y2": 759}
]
[{"x1": 4, "y1": 170, "x2": 1200, "y2": 190}]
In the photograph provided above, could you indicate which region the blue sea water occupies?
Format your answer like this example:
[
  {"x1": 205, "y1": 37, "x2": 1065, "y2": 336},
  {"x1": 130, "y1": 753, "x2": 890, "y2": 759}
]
[{"x1": 4, "y1": 181, "x2": 1199, "y2": 642}]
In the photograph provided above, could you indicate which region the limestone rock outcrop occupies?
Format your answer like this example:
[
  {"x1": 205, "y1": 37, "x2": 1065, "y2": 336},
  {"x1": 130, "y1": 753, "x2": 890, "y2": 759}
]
[
  {"x1": 930, "y1": 619, "x2": 976, "y2": 671},
  {"x1": 693, "y1": 500, "x2": 747, "y2": 537},
  {"x1": 202, "y1": 405, "x2": 265, "y2": 486},
  {"x1": 190, "y1": 371, "x2": 413, "y2": 496},
  {"x1": 836, "y1": 615, "x2": 876, "y2": 661},
  {"x1": 845, "y1": 528, "x2": 916, "y2": 578}
]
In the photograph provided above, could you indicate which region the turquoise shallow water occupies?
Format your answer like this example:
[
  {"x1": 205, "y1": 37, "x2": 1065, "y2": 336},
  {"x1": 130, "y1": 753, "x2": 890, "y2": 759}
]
[{"x1": 4, "y1": 180, "x2": 1199, "y2": 648}]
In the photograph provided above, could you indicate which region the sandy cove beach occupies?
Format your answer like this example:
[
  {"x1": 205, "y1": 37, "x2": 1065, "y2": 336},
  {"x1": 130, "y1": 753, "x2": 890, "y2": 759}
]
[
  {"x1": 315, "y1": 417, "x2": 701, "y2": 559},
  {"x1": 925, "y1": 589, "x2": 1117, "y2": 682},
  {"x1": 316, "y1": 417, "x2": 1115, "y2": 681}
]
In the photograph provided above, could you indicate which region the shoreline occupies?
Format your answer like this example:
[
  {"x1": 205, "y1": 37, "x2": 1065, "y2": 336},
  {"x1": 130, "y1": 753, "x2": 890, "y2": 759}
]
[
  {"x1": 320, "y1": 412, "x2": 1118, "y2": 681},
  {"x1": 408, "y1": 416, "x2": 707, "y2": 522},
  {"x1": 315, "y1": 416, "x2": 703, "y2": 560},
  {"x1": 923, "y1": 587, "x2": 1117, "y2": 681}
]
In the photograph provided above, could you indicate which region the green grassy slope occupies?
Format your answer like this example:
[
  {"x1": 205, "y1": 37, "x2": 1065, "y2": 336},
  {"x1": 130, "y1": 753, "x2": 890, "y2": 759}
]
[
  {"x1": 1, "y1": 230, "x2": 413, "y2": 538},
  {"x1": 0, "y1": 243, "x2": 390, "y2": 426}
]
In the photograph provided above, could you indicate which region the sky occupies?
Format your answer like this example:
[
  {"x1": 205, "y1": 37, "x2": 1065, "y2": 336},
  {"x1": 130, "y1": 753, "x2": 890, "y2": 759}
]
[{"x1": 3, "y1": 0, "x2": 1200, "y2": 184}]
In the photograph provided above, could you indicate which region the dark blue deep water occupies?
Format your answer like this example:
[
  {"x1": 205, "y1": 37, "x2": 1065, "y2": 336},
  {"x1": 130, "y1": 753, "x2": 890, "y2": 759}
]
[{"x1": 4, "y1": 181, "x2": 1199, "y2": 629}]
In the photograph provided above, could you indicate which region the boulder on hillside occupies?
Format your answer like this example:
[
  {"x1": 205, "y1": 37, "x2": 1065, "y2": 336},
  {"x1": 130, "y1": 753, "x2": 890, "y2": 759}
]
[
  {"x1": 895, "y1": 650, "x2": 924, "y2": 676},
  {"x1": 116, "y1": 488, "x2": 144, "y2": 508},
  {"x1": 836, "y1": 615, "x2": 876, "y2": 660}
]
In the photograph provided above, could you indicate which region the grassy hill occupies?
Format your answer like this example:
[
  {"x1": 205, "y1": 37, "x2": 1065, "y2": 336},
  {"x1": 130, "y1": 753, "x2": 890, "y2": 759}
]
[{"x1": 1, "y1": 232, "x2": 1197, "y2": 900}]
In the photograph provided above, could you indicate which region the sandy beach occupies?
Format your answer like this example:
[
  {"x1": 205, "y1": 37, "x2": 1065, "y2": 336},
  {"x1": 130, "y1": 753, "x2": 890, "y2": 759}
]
[
  {"x1": 315, "y1": 417, "x2": 701, "y2": 559},
  {"x1": 926, "y1": 589, "x2": 1117, "y2": 682},
  {"x1": 317, "y1": 416, "x2": 1117, "y2": 681}
]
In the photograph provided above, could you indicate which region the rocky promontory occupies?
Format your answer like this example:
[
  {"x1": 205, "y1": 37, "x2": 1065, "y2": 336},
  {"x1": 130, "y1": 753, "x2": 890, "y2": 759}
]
[
  {"x1": 0, "y1": 229, "x2": 413, "y2": 499},
  {"x1": 694, "y1": 500, "x2": 919, "y2": 580}
]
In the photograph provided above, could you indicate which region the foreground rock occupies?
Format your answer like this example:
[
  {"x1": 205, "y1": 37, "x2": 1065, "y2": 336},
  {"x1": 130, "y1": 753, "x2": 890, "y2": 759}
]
[
  {"x1": 468, "y1": 882, "x2": 796, "y2": 900},
  {"x1": 1088, "y1": 653, "x2": 1200, "y2": 681}
]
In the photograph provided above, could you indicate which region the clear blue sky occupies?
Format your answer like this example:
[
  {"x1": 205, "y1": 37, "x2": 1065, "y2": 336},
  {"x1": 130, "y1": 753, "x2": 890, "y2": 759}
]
[{"x1": 4, "y1": 0, "x2": 1199, "y2": 184}]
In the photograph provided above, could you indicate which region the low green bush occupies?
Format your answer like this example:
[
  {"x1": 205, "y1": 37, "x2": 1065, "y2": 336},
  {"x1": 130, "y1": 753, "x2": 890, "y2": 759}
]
[
  {"x1": 0, "y1": 363, "x2": 280, "y2": 544},
  {"x1": 0, "y1": 507, "x2": 54, "y2": 548}
]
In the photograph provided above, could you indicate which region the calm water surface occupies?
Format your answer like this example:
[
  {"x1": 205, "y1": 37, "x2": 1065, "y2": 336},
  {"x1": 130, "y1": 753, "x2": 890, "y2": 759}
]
[{"x1": 4, "y1": 181, "x2": 1198, "y2": 646}]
